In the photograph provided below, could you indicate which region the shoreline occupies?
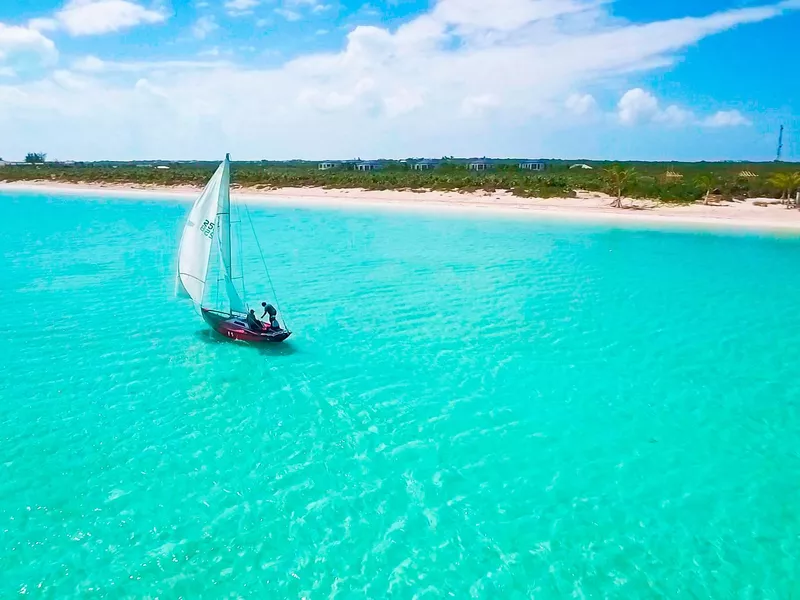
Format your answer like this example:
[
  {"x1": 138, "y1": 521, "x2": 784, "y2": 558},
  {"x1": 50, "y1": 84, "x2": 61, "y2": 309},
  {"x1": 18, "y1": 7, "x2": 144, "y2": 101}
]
[{"x1": 2, "y1": 180, "x2": 800, "y2": 234}]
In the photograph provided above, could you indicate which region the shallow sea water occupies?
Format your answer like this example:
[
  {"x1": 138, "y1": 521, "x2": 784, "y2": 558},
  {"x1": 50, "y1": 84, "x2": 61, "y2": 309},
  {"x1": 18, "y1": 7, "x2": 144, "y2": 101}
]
[{"x1": 2, "y1": 191, "x2": 800, "y2": 598}]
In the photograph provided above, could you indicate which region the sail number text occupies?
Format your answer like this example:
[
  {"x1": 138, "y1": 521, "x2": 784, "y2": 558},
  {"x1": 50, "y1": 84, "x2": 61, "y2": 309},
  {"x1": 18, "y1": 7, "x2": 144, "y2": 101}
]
[{"x1": 200, "y1": 220, "x2": 215, "y2": 239}]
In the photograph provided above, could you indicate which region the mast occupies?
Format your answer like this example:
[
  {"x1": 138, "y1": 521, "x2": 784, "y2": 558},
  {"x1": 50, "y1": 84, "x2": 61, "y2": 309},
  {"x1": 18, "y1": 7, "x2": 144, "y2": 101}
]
[{"x1": 217, "y1": 154, "x2": 247, "y2": 314}]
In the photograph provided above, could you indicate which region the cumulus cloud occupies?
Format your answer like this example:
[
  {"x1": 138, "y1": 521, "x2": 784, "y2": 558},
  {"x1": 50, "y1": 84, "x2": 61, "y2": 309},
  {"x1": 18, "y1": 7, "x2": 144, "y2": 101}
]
[
  {"x1": 384, "y1": 88, "x2": 424, "y2": 117},
  {"x1": 0, "y1": 0, "x2": 793, "y2": 159},
  {"x1": 565, "y1": 93, "x2": 597, "y2": 115},
  {"x1": 618, "y1": 88, "x2": 696, "y2": 125},
  {"x1": 656, "y1": 104, "x2": 694, "y2": 125},
  {"x1": 617, "y1": 88, "x2": 660, "y2": 124},
  {"x1": 617, "y1": 88, "x2": 748, "y2": 127},
  {"x1": 703, "y1": 109, "x2": 751, "y2": 127},
  {"x1": 52, "y1": 0, "x2": 167, "y2": 36},
  {"x1": 28, "y1": 18, "x2": 60, "y2": 32},
  {"x1": 0, "y1": 22, "x2": 58, "y2": 66}
]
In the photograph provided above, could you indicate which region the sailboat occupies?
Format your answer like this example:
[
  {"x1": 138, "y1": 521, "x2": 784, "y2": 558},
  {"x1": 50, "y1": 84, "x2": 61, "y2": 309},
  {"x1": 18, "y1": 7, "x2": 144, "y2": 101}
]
[{"x1": 176, "y1": 154, "x2": 292, "y2": 343}]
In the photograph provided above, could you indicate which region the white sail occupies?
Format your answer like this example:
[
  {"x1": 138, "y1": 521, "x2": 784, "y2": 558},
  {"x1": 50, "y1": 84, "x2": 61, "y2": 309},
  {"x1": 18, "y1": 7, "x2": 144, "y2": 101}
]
[
  {"x1": 176, "y1": 159, "x2": 227, "y2": 306},
  {"x1": 216, "y1": 155, "x2": 247, "y2": 314}
]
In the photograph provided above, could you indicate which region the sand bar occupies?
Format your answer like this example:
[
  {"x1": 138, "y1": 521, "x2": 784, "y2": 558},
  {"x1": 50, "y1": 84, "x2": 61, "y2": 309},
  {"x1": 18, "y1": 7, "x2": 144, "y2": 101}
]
[{"x1": 3, "y1": 180, "x2": 800, "y2": 234}]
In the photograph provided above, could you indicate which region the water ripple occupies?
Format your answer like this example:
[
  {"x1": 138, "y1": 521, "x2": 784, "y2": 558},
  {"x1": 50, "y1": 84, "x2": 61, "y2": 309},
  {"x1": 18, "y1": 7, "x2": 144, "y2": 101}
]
[{"x1": 2, "y1": 193, "x2": 800, "y2": 597}]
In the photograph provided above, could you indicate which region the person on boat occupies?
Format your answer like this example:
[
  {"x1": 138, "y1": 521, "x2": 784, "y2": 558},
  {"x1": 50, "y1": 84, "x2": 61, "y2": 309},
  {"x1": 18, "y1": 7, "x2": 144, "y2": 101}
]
[
  {"x1": 261, "y1": 302, "x2": 281, "y2": 330},
  {"x1": 246, "y1": 309, "x2": 264, "y2": 331}
]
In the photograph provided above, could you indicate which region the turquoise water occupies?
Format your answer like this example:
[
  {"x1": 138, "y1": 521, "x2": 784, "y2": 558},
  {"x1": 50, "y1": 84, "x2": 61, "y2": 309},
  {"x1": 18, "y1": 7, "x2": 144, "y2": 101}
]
[{"x1": 2, "y1": 191, "x2": 800, "y2": 598}]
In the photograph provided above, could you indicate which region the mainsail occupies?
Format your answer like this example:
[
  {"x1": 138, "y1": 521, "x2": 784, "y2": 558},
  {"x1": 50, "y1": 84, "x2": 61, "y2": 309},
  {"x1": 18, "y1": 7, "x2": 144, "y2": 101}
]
[{"x1": 177, "y1": 157, "x2": 229, "y2": 307}]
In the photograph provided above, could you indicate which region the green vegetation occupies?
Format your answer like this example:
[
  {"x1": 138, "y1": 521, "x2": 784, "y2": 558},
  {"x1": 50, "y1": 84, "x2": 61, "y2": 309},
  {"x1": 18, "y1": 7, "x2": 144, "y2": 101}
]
[
  {"x1": 693, "y1": 174, "x2": 719, "y2": 206},
  {"x1": 767, "y1": 171, "x2": 800, "y2": 202},
  {"x1": 603, "y1": 165, "x2": 637, "y2": 208},
  {"x1": 24, "y1": 153, "x2": 47, "y2": 164},
  {"x1": 2, "y1": 158, "x2": 800, "y2": 205}
]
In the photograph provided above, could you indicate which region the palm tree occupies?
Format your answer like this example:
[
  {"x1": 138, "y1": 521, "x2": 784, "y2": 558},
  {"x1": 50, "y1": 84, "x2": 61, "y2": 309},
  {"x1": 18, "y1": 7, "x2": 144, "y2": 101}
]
[
  {"x1": 604, "y1": 165, "x2": 637, "y2": 208},
  {"x1": 767, "y1": 172, "x2": 800, "y2": 204},
  {"x1": 694, "y1": 175, "x2": 717, "y2": 205}
]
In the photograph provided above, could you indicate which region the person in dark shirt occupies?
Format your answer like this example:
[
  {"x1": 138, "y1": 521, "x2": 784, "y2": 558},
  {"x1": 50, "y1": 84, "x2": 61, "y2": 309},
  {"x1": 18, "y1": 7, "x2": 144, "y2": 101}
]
[
  {"x1": 261, "y1": 302, "x2": 281, "y2": 330},
  {"x1": 246, "y1": 309, "x2": 263, "y2": 331}
]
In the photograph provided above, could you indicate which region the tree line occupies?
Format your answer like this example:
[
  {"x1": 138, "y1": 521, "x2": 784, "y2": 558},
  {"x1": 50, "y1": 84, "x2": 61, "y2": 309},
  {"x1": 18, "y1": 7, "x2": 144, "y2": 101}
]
[{"x1": 2, "y1": 156, "x2": 800, "y2": 205}]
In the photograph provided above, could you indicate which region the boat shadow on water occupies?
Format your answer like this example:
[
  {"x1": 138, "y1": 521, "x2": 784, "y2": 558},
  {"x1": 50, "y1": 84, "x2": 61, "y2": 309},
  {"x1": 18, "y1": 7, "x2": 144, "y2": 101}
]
[{"x1": 194, "y1": 329, "x2": 300, "y2": 357}]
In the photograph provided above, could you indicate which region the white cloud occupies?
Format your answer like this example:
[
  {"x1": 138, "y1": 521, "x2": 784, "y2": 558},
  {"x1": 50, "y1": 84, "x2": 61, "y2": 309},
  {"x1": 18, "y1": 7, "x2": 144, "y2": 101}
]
[
  {"x1": 192, "y1": 16, "x2": 218, "y2": 39},
  {"x1": 384, "y1": 88, "x2": 424, "y2": 117},
  {"x1": 461, "y1": 93, "x2": 501, "y2": 117},
  {"x1": 54, "y1": 0, "x2": 167, "y2": 36},
  {"x1": 225, "y1": 0, "x2": 260, "y2": 15},
  {"x1": 0, "y1": 22, "x2": 58, "y2": 66},
  {"x1": 274, "y1": 0, "x2": 332, "y2": 20},
  {"x1": 315, "y1": 29, "x2": 329, "y2": 35},
  {"x1": 0, "y1": 0, "x2": 794, "y2": 159},
  {"x1": 71, "y1": 55, "x2": 230, "y2": 72},
  {"x1": 71, "y1": 55, "x2": 106, "y2": 72},
  {"x1": 618, "y1": 88, "x2": 659, "y2": 124},
  {"x1": 357, "y1": 3, "x2": 381, "y2": 17},
  {"x1": 655, "y1": 104, "x2": 694, "y2": 125},
  {"x1": 703, "y1": 109, "x2": 751, "y2": 127},
  {"x1": 0, "y1": 67, "x2": 16, "y2": 77},
  {"x1": 617, "y1": 88, "x2": 747, "y2": 128},
  {"x1": 275, "y1": 8, "x2": 302, "y2": 21},
  {"x1": 618, "y1": 88, "x2": 696, "y2": 126},
  {"x1": 432, "y1": 0, "x2": 594, "y2": 34},
  {"x1": 565, "y1": 92, "x2": 597, "y2": 115},
  {"x1": 28, "y1": 18, "x2": 60, "y2": 32},
  {"x1": 50, "y1": 70, "x2": 97, "y2": 92},
  {"x1": 135, "y1": 78, "x2": 168, "y2": 98}
]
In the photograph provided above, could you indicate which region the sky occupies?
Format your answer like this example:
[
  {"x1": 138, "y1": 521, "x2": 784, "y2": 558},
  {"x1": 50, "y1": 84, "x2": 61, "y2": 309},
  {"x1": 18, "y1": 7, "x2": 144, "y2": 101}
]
[{"x1": 0, "y1": 0, "x2": 799, "y2": 161}]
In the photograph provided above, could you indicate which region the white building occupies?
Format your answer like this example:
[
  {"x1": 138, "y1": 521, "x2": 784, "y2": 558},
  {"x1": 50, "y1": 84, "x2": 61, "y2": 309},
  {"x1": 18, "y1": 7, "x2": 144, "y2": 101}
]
[{"x1": 519, "y1": 161, "x2": 546, "y2": 171}]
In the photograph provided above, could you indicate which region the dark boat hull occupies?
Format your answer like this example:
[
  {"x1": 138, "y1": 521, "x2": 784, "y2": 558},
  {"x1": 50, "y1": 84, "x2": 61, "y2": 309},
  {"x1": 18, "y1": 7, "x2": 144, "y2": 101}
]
[{"x1": 201, "y1": 308, "x2": 292, "y2": 343}]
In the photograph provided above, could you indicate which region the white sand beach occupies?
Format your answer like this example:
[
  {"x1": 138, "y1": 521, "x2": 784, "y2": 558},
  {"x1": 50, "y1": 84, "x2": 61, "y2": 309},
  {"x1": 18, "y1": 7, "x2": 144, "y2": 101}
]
[{"x1": 3, "y1": 180, "x2": 800, "y2": 233}]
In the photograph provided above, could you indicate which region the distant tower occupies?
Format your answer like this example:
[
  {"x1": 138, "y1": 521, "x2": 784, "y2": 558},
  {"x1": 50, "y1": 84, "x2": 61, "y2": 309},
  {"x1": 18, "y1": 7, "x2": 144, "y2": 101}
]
[{"x1": 776, "y1": 124, "x2": 784, "y2": 162}]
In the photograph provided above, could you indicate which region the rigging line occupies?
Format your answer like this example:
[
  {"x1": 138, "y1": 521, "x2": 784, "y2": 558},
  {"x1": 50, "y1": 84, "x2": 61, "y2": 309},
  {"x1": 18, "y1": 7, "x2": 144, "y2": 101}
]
[
  {"x1": 236, "y1": 200, "x2": 247, "y2": 304},
  {"x1": 243, "y1": 203, "x2": 288, "y2": 329}
]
